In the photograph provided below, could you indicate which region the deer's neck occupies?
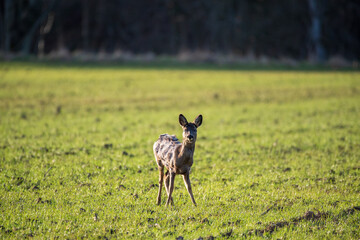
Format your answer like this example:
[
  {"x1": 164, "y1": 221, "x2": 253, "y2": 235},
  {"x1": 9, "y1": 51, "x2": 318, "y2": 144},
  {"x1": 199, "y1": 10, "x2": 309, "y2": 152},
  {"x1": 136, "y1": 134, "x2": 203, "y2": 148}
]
[{"x1": 180, "y1": 140, "x2": 195, "y2": 159}]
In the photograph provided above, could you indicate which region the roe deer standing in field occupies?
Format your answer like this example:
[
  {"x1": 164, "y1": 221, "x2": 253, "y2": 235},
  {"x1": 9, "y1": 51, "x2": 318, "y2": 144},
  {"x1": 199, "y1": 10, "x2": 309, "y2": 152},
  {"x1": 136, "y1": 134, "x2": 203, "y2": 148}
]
[{"x1": 153, "y1": 114, "x2": 203, "y2": 206}]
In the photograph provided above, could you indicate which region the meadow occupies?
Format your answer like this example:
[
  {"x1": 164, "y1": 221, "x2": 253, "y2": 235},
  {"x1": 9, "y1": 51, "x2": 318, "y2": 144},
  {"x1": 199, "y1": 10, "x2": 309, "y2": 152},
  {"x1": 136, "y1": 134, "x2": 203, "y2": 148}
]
[{"x1": 0, "y1": 61, "x2": 359, "y2": 239}]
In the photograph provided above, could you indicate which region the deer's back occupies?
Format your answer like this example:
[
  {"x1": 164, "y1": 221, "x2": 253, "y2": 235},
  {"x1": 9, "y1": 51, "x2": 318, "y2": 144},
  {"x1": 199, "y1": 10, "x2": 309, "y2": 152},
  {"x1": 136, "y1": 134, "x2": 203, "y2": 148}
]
[{"x1": 153, "y1": 134, "x2": 181, "y2": 166}]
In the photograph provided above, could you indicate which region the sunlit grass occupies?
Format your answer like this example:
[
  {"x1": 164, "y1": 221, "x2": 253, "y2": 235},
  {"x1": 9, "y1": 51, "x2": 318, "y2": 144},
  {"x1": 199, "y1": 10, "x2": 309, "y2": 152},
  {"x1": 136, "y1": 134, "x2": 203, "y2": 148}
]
[{"x1": 0, "y1": 62, "x2": 359, "y2": 239}]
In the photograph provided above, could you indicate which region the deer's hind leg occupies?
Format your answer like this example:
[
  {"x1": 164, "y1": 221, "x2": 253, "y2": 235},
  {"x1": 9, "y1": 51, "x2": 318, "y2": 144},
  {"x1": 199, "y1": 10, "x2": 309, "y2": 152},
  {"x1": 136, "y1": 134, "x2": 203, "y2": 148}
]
[
  {"x1": 164, "y1": 170, "x2": 174, "y2": 205},
  {"x1": 156, "y1": 167, "x2": 164, "y2": 205},
  {"x1": 166, "y1": 171, "x2": 176, "y2": 206}
]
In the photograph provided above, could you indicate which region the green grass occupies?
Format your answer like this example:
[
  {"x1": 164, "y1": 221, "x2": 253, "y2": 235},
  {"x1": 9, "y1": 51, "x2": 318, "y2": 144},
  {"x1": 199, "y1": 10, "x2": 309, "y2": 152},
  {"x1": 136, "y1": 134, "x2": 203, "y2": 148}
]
[{"x1": 0, "y1": 61, "x2": 359, "y2": 239}]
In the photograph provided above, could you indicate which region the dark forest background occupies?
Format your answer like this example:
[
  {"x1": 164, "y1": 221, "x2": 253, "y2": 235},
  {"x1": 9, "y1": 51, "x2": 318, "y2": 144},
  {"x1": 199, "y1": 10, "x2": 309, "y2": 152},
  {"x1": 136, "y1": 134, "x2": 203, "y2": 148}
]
[{"x1": 1, "y1": 0, "x2": 359, "y2": 61}]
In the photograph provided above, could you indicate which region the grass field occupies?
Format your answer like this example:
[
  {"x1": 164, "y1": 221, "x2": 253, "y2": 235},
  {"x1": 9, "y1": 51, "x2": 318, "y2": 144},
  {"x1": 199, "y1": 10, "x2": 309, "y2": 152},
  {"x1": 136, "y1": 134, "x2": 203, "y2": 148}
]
[{"x1": 0, "y1": 61, "x2": 359, "y2": 239}]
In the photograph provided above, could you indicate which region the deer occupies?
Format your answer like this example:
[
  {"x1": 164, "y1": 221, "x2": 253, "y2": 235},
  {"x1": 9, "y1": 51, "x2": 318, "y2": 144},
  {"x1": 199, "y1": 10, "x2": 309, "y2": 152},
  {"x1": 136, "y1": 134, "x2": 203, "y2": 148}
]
[{"x1": 153, "y1": 114, "x2": 203, "y2": 206}]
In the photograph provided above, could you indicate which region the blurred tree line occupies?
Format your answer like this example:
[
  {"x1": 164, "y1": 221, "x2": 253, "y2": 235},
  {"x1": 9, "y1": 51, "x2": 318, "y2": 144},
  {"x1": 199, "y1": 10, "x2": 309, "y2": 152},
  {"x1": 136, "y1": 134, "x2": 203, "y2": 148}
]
[{"x1": 1, "y1": 0, "x2": 359, "y2": 61}]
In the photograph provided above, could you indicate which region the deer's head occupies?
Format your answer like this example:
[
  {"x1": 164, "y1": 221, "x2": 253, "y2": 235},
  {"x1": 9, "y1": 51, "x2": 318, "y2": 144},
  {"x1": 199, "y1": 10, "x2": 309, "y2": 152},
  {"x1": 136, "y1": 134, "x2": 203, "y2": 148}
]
[{"x1": 179, "y1": 114, "x2": 203, "y2": 144}]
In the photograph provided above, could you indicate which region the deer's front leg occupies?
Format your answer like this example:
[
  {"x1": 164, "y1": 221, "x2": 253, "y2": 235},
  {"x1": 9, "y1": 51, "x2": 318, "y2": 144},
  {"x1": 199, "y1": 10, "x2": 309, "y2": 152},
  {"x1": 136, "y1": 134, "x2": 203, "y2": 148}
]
[
  {"x1": 183, "y1": 172, "x2": 197, "y2": 206},
  {"x1": 157, "y1": 168, "x2": 164, "y2": 205},
  {"x1": 166, "y1": 171, "x2": 176, "y2": 206}
]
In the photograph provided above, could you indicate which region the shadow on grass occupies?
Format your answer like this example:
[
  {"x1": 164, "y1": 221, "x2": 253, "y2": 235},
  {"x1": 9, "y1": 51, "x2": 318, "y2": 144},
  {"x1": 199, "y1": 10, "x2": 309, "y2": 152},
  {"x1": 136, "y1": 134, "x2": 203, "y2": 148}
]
[{"x1": 244, "y1": 206, "x2": 360, "y2": 237}]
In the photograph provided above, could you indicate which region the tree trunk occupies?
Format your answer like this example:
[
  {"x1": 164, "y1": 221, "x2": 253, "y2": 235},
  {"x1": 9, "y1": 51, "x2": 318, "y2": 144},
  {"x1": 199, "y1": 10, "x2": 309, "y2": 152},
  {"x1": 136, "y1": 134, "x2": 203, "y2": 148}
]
[
  {"x1": 4, "y1": 0, "x2": 14, "y2": 55},
  {"x1": 82, "y1": 0, "x2": 90, "y2": 52},
  {"x1": 94, "y1": 1, "x2": 105, "y2": 51},
  {"x1": 0, "y1": 5, "x2": 3, "y2": 52},
  {"x1": 21, "y1": 0, "x2": 56, "y2": 55},
  {"x1": 308, "y1": 0, "x2": 326, "y2": 61},
  {"x1": 38, "y1": 13, "x2": 55, "y2": 57}
]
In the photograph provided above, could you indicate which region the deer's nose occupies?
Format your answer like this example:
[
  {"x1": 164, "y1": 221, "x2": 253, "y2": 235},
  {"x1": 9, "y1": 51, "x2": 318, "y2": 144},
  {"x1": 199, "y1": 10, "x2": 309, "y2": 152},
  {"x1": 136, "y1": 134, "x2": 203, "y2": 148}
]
[{"x1": 188, "y1": 135, "x2": 194, "y2": 141}]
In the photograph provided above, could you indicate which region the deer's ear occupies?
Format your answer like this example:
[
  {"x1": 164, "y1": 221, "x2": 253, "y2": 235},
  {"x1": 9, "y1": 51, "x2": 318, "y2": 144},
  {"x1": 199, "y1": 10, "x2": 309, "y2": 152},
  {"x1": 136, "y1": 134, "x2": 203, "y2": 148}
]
[
  {"x1": 194, "y1": 114, "x2": 203, "y2": 128},
  {"x1": 179, "y1": 114, "x2": 188, "y2": 127}
]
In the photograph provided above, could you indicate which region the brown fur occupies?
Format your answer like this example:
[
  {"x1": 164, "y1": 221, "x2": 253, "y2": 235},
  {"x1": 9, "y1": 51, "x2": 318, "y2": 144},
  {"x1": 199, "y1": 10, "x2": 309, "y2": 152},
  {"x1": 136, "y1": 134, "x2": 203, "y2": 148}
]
[{"x1": 153, "y1": 114, "x2": 203, "y2": 206}]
